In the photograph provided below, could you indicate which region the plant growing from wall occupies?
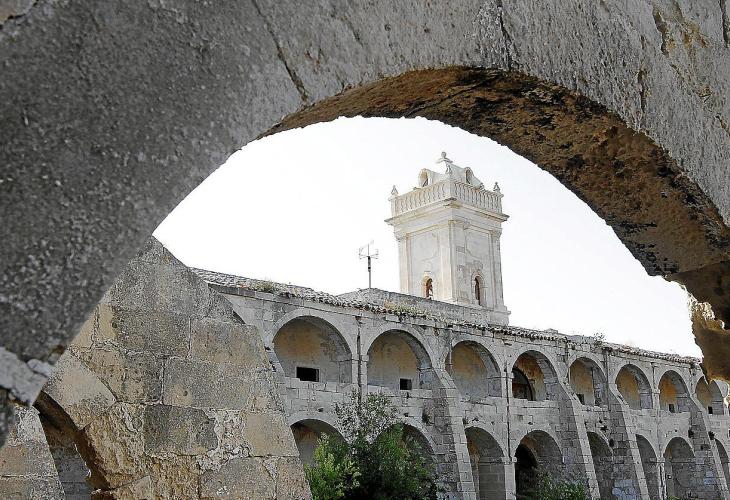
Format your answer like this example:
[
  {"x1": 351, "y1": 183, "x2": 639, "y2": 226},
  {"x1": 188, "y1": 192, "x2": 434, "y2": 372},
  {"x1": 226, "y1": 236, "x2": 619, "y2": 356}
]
[{"x1": 305, "y1": 392, "x2": 438, "y2": 499}]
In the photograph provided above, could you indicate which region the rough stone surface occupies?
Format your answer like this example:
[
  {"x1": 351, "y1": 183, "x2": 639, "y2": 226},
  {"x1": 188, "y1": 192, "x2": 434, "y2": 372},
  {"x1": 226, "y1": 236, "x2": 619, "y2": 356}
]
[
  {"x1": 1, "y1": 239, "x2": 308, "y2": 498},
  {"x1": 1, "y1": 0, "x2": 729, "y2": 475},
  {"x1": 0, "y1": 405, "x2": 64, "y2": 498},
  {"x1": 206, "y1": 266, "x2": 730, "y2": 499}
]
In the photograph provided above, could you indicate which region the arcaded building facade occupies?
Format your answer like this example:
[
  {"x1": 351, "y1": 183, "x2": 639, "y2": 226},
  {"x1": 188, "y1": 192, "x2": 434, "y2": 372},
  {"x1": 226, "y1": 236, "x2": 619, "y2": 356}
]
[
  {"x1": 196, "y1": 156, "x2": 730, "y2": 499},
  {"x1": 1, "y1": 157, "x2": 727, "y2": 499}
]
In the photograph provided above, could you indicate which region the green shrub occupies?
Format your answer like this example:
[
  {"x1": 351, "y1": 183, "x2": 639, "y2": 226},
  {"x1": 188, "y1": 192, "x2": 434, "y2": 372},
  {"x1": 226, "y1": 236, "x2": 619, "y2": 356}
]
[
  {"x1": 305, "y1": 392, "x2": 438, "y2": 500},
  {"x1": 531, "y1": 469, "x2": 587, "y2": 500}
]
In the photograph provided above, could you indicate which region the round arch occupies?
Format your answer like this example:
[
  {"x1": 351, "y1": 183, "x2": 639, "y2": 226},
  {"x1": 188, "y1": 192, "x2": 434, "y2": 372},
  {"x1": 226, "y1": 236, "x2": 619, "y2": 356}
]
[
  {"x1": 635, "y1": 434, "x2": 660, "y2": 500},
  {"x1": 401, "y1": 423, "x2": 436, "y2": 468},
  {"x1": 569, "y1": 357, "x2": 607, "y2": 407},
  {"x1": 290, "y1": 418, "x2": 345, "y2": 465},
  {"x1": 465, "y1": 426, "x2": 506, "y2": 500},
  {"x1": 586, "y1": 431, "x2": 613, "y2": 499},
  {"x1": 615, "y1": 363, "x2": 653, "y2": 410},
  {"x1": 663, "y1": 436, "x2": 696, "y2": 499},
  {"x1": 510, "y1": 349, "x2": 562, "y2": 402},
  {"x1": 447, "y1": 340, "x2": 502, "y2": 400},
  {"x1": 695, "y1": 377, "x2": 727, "y2": 415},
  {"x1": 6, "y1": 4, "x2": 730, "y2": 460},
  {"x1": 514, "y1": 429, "x2": 563, "y2": 497},
  {"x1": 269, "y1": 309, "x2": 358, "y2": 356},
  {"x1": 273, "y1": 315, "x2": 353, "y2": 384},
  {"x1": 657, "y1": 369, "x2": 692, "y2": 413},
  {"x1": 366, "y1": 329, "x2": 435, "y2": 391}
]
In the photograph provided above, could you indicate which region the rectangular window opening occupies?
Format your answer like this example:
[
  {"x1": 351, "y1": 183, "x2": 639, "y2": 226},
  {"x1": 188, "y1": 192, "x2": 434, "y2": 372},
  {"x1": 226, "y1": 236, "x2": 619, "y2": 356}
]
[
  {"x1": 668, "y1": 403, "x2": 676, "y2": 413},
  {"x1": 400, "y1": 378, "x2": 413, "y2": 391},
  {"x1": 296, "y1": 366, "x2": 320, "y2": 382},
  {"x1": 577, "y1": 393, "x2": 585, "y2": 405},
  {"x1": 708, "y1": 406, "x2": 714, "y2": 414}
]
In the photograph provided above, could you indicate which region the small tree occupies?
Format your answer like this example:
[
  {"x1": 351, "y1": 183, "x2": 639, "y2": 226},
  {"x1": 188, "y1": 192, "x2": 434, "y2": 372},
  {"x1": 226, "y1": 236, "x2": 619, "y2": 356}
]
[{"x1": 305, "y1": 392, "x2": 438, "y2": 500}]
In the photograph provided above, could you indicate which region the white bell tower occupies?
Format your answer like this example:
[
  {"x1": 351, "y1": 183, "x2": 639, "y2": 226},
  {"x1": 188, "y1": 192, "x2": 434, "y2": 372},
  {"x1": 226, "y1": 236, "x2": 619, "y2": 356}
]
[{"x1": 386, "y1": 152, "x2": 510, "y2": 325}]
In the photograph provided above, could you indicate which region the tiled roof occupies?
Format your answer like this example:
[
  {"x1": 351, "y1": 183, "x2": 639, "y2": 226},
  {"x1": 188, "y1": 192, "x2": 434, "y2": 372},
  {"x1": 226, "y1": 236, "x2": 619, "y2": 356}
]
[{"x1": 191, "y1": 267, "x2": 700, "y2": 366}]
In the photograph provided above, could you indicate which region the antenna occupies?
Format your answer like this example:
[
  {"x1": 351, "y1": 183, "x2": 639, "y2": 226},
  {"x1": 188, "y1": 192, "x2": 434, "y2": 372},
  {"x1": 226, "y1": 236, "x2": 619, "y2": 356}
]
[{"x1": 358, "y1": 241, "x2": 379, "y2": 289}]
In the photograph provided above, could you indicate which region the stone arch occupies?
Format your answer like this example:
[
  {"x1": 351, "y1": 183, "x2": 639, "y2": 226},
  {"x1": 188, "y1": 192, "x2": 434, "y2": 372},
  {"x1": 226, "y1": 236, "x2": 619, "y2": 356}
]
[
  {"x1": 663, "y1": 436, "x2": 695, "y2": 499},
  {"x1": 290, "y1": 418, "x2": 344, "y2": 466},
  {"x1": 695, "y1": 377, "x2": 727, "y2": 415},
  {"x1": 472, "y1": 272, "x2": 486, "y2": 307},
  {"x1": 269, "y1": 309, "x2": 358, "y2": 355},
  {"x1": 447, "y1": 340, "x2": 502, "y2": 400},
  {"x1": 32, "y1": 351, "x2": 117, "y2": 495},
  {"x1": 615, "y1": 363, "x2": 653, "y2": 410},
  {"x1": 466, "y1": 426, "x2": 506, "y2": 500},
  {"x1": 366, "y1": 329, "x2": 435, "y2": 391},
  {"x1": 569, "y1": 357, "x2": 607, "y2": 407},
  {"x1": 511, "y1": 350, "x2": 561, "y2": 401},
  {"x1": 587, "y1": 432, "x2": 613, "y2": 500},
  {"x1": 514, "y1": 429, "x2": 563, "y2": 498},
  {"x1": 401, "y1": 423, "x2": 435, "y2": 467},
  {"x1": 716, "y1": 440, "x2": 730, "y2": 494},
  {"x1": 422, "y1": 275, "x2": 434, "y2": 299},
  {"x1": 273, "y1": 315, "x2": 353, "y2": 384},
  {"x1": 658, "y1": 369, "x2": 692, "y2": 413},
  {"x1": 5, "y1": 3, "x2": 730, "y2": 458},
  {"x1": 636, "y1": 434, "x2": 660, "y2": 500}
]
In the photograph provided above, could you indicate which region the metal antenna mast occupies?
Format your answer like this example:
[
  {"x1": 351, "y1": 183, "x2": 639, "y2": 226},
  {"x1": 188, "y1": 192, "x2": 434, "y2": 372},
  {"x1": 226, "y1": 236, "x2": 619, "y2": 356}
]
[{"x1": 358, "y1": 241, "x2": 379, "y2": 289}]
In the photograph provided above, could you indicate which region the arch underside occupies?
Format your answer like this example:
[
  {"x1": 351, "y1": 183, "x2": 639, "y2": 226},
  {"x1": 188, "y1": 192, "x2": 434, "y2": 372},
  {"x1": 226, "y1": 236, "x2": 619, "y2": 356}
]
[{"x1": 2, "y1": 2, "x2": 730, "y2": 456}]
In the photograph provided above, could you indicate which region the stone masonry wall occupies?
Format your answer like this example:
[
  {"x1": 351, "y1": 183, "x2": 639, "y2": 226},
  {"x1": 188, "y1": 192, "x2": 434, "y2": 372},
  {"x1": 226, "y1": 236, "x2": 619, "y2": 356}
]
[
  {"x1": 206, "y1": 269, "x2": 730, "y2": 500},
  {"x1": 0, "y1": 239, "x2": 310, "y2": 499}
]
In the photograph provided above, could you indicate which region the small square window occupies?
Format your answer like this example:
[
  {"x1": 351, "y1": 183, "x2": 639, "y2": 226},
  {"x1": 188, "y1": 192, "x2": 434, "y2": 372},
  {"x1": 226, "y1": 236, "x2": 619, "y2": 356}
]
[
  {"x1": 708, "y1": 406, "x2": 714, "y2": 414},
  {"x1": 576, "y1": 394, "x2": 585, "y2": 405},
  {"x1": 296, "y1": 366, "x2": 319, "y2": 382},
  {"x1": 400, "y1": 378, "x2": 413, "y2": 391},
  {"x1": 668, "y1": 403, "x2": 676, "y2": 413}
]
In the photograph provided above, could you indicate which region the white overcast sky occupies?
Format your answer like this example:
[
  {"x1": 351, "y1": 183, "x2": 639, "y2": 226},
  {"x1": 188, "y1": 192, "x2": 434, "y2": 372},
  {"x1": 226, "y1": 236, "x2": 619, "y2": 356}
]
[{"x1": 154, "y1": 117, "x2": 699, "y2": 357}]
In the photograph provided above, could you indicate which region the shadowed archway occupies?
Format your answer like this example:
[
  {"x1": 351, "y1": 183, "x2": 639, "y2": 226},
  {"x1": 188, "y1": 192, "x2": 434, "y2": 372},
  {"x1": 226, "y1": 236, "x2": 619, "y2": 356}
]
[{"x1": 466, "y1": 427, "x2": 506, "y2": 500}]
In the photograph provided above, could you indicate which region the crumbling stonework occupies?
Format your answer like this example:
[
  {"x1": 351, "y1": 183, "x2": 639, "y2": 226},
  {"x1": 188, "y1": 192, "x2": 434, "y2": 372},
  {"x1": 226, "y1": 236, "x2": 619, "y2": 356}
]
[
  {"x1": 198, "y1": 267, "x2": 730, "y2": 499},
  {"x1": 0, "y1": 240, "x2": 309, "y2": 499}
]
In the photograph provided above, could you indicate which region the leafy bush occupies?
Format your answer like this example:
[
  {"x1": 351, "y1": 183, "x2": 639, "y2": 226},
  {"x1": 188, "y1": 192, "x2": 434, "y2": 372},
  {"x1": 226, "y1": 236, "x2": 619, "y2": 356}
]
[
  {"x1": 305, "y1": 392, "x2": 438, "y2": 500},
  {"x1": 532, "y1": 469, "x2": 587, "y2": 500}
]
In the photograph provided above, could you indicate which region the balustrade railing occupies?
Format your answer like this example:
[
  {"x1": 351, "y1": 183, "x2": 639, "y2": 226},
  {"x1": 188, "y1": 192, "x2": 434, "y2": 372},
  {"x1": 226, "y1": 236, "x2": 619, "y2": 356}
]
[{"x1": 390, "y1": 180, "x2": 502, "y2": 217}]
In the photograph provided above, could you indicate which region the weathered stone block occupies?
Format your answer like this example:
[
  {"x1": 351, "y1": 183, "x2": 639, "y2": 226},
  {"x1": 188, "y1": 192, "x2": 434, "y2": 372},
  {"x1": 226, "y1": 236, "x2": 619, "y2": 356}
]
[
  {"x1": 275, "y1": 457, "x2": 311, "y2": 500},
  {"x1": 162, "y1": 358, "x2": 250, "y2": 409},
  {"x1": 0, "y1": 477, "x2": 64, "y2": 500},
  {"x1": 42, "y1": 351, "x2": 116, "y2": 430},
  {"x1": 200, "y1": 457, "x2": 275, "y2": 499},
  {"x1": 241, "y1": 412, "x2": 297, "y2": 457},
  {"x1": 75, "y1": 348, "x2": 162, "y2": 403},
  {"x1": 143, "y1": 405, "x2": 217, "y2": 456},
  {"x1": 80, "y1": 403, "x2": 147, "y2": 489},
  {"x1": 190, "y1": 319, "x2": 267, "y2": 367},
  {"x1": 110, "y1": 308, "x2": 190, "y2": 356}
]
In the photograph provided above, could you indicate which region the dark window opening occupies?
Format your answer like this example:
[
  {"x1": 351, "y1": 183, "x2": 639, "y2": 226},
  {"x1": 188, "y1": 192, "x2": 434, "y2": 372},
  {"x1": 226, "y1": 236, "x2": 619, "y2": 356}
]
[
  {"x1": 424, "y1": 278, "x2": 433, "y2": 299},
  {"x1": 400, "y1": 378, "x2": 413, "y2": 391},
  {"x1": 474, "y1": 277, "x2": 482, "y2": 306},
  {"x1": 708, "y1": 406, "x2": 714, "y2": 414},
  {"x1": 512, "y1": 368, "x2": 534, "y2": 401},
  {"x1": 668, "y1": 403, "x2": 676, "y2": 413},
  {"x1": 296, "y1": 366, "x2": 320, "y2": 382},
  {"x1": 577, "y1": 393, "x2": 585, "y2": 405}
]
